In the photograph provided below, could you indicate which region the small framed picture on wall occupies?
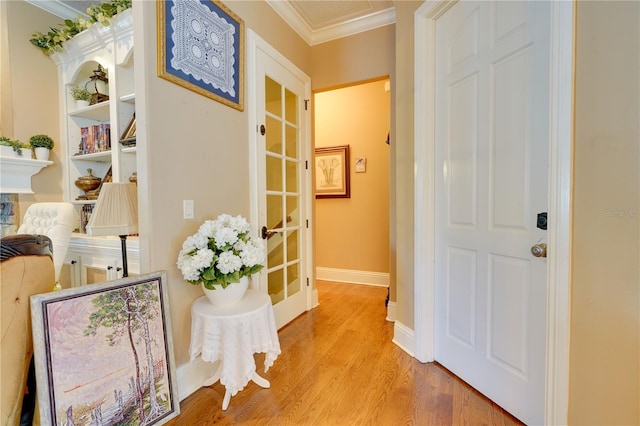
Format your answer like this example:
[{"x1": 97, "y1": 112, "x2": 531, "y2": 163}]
[{"x1": 315, "y1": 145, "x2": 350, "y2": 198}]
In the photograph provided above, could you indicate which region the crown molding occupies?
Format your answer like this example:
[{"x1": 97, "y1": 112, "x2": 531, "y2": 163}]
[
  {"x1": 267, "y1": 1, "x2": 395, "y2": 46},
  {"x1": 311, "y1": 7, "x2": 395, "y2": 45},
  {"x1": 25, "y1": 0, "x2": 86, "y2": 19}
]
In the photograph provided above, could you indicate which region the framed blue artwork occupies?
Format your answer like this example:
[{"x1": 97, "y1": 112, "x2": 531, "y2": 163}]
[{"x1": 158, "y1": 0, "x2": 244, "y2": 111}]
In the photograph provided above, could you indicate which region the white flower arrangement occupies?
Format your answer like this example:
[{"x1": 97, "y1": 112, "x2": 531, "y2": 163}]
[{"x1": 177, "y1": 214, "x2": 265, "y2": 289}]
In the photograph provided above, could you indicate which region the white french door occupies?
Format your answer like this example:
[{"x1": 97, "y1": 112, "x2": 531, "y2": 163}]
[
  {"x1": 249, "y1": 31, "x2": 312, "y2": 329},
  {"x1": 433, "y1": 1, "x2": 551, "y2": 424}
]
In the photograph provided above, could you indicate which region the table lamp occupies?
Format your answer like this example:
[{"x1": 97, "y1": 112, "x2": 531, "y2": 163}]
[{"x1": 86, "y1": 182, "x2": 138, "y2": 277}]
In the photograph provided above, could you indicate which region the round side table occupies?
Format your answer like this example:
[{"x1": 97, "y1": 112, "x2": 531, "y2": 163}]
[{"x1": 189, "y1": 289, "x2": 281, "y2": 410}]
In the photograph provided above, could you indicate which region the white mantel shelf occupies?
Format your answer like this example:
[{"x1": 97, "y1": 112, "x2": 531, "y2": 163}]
[{"x1": 0, "y1": 156, "x2": 53, "y2": 194}]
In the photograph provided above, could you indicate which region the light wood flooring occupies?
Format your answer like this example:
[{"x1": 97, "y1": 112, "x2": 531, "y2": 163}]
[{"x1": 166, "y1": 281, "x2": 523, "y2": 425}]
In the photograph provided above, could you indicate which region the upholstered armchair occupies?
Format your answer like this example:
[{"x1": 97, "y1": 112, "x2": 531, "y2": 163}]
[
  {"x1": 0, "y1": 234, "x2": 54, "y2": 426},
  {"x1": 17, "y1": 202, "x2": 78, "y2": 283}
]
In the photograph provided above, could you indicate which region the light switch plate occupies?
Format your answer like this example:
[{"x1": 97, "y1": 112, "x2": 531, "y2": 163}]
[{"x1": 183, "y1": 200, "x2": 194, "y2": 219}]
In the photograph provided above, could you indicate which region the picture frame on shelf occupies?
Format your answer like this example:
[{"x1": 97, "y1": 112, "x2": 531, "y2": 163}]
[
  {"x1": 157, "y1": 0, "x2": 244, "y2": 111},
  {"x1": 30, "y1": 271, "x2": 180, "y2": 426},
  {"x1": 315, "y1": 145, "x2": 350, "y2": 199},
  {"x1": 119, "y1": 113, "x2": 136, "y2": 146}
]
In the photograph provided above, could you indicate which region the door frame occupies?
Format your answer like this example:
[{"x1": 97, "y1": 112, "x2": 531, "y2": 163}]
[
  {"x1": 412, "y1": 1, "x2": 574, "y2": 424},
  {"x1": 246, "y1": 29, "x2": 317, "y2": 314}
]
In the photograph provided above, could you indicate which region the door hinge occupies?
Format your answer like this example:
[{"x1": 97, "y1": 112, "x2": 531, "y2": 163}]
[
  {"x1": 304, "y1": 99, "x2": 310, "y2": 110},
  {"x1": 306, "y1": 277, "x2": 309, "y2": 287},
  {"x1": 306, "y1": 219, "x2": 309, "y2": 228},
  {"x1": 305, "y1": 160, "x2": 308, "y2": 170}
]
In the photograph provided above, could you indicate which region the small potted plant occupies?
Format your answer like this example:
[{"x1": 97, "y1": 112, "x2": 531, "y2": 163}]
[
  {"x1": 69, "y1": 86, "x2": 92, "y2": 108},
  {"x1": 29, "y1": 134, "x2": 55, "y2": 161}
]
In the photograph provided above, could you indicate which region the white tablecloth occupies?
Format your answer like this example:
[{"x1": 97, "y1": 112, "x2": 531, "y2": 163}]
[{"x1": 189, "y1": 290, "x2": 281, "y2": 397}]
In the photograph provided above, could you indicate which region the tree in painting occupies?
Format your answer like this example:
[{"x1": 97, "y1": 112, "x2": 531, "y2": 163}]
[{"x1": 84, "y1": 282, "x2": 166, "y2": 424}]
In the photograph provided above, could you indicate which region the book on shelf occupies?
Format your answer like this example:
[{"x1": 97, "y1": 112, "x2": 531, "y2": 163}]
[
  {"x1": 80, "y1": 204, "x2": 94, "y2": 233},
  {"x1": 76, "y1": 123, "x2": 111, "y2": 155}
]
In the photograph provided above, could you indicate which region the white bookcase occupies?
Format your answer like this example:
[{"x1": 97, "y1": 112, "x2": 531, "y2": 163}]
[{"x1": 51, "y1": 9, "x2": 140, "y2": 286}]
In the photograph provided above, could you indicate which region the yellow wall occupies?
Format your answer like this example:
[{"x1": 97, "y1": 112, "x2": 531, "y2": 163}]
[
  {"x1": 0, "y1": 1, "x2": 64, "y2": 219},
  {"x1": 310, "y1": 25, "x2": 394, "y2": 92},
  {"x1": 569, "y1": 1, "x2": 640, "y2": 423},
  {"x1": 314, "y1": 79, "x2": 390, "y2": 273}
]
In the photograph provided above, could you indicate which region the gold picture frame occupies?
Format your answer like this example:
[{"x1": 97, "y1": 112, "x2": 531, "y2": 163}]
[
  {"x1": 119, "y1": 113, "x2": 136, "y2": 146},
  {"x1": 315, "y1": 145, "x2": 350, "y2": 198},
  {"x1": 157, "y1": 0, "x2": 244, "y2": 111}
]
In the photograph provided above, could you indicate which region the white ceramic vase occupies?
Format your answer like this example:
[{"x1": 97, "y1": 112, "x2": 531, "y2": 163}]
[
  {"x1": 34, "y1": 147, "x2": 50, "y2": 161},
  {"x1": 201, "y1": 275, "x2": 249, "y2": 307},
  {"x1": 75, "y1": 99, "x2": 90, "y2": 109}
]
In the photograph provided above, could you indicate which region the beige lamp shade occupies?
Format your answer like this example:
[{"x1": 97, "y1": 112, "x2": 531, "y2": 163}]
[{"x1": 86, "y1": 182, "x2": 138, "y2": 236}]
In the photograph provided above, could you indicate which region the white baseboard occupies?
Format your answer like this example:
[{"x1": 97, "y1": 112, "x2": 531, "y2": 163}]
[
  {"x1": 175, "y1": 358, "x2": 218, "y2": 401},
  {"x1": 315, "y1": 267, "x2": 389, "y2": 287},
  {"x1": 386, "y1": 300, "x2": 396, "y2": 322},
  {"x1": 392, "y1": 321, "x2": 415, "y2": 357}
]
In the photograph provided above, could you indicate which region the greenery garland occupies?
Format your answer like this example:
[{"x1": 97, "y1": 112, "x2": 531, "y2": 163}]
[
  {"x1": 0, "y1": 136, "x2": 29, "y2": 156},
  {"x1": 30, "y1": 0, "x2": 132, "y2": 56}
]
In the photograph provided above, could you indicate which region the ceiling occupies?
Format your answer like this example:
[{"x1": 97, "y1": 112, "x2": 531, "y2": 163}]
[{"x1": 28, "y1": 0, "x2": 396, "y2": 45}]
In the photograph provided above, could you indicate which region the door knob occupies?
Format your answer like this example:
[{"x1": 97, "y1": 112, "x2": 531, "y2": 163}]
[
  {"x1": 531, "y1": 243, "x2": 547, "y2": 258},
  {"x1": 261, "y1": 226, "x2": 275, "y2": 240}
]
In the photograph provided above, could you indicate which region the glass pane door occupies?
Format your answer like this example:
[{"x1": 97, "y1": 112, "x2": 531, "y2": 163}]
[{"x1": 264, "y1": 76, "x2": 302, "y2": 304}]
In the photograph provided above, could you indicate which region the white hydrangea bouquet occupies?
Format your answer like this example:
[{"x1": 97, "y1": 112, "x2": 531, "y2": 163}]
[{"x1": 176, "y1": 214, "x2": 265, "y2": 289}]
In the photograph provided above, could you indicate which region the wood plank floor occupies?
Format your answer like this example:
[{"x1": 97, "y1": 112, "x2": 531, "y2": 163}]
[{"x1": 166, "y1": 281, "x2": 523, "y2": 425}]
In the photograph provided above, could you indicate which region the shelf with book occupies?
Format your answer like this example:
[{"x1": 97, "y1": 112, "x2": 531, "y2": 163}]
[{"x1": 71, "y1": 151, "x2": 112, "y2": 161}]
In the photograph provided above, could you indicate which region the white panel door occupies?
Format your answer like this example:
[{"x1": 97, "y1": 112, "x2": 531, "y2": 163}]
[
  {"x1": 434, "y1": 1, "x2": 550, "y2": 424},
  {"x1": 255, "y1": 41, "x2": 312, "y2": 329}
]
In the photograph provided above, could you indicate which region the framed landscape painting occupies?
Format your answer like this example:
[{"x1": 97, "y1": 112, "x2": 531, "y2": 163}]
[{"x1": 30, "y1": 272, "x2": 180, "y2": 425}]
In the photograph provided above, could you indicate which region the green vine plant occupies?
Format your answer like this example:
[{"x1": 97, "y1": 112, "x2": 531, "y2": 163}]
[
  {"x1": 0, "y1": 136, "x2": 29, "y2": 156},
  {"x1": 30, "y1": 0, "x2": 132, "y2": 56}
]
